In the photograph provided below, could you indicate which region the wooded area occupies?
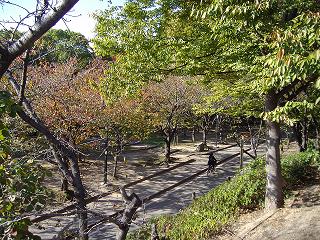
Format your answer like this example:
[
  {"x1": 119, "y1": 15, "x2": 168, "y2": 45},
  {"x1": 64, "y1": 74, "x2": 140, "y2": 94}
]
[{"x1": 0, "y1": 0, "x2": 319, "y2": 239}]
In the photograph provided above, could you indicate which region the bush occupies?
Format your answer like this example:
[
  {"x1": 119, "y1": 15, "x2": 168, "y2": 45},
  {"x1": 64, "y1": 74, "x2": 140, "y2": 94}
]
[
  {"x1": 0, "y1": 158, "x2": 50, "y2": 239},
  {"x1": 282, "y1": 149, "x2": 320, "y2": 187},
  {"x1": 0, "y1": 91, "x2": 49, "y2": 239}
]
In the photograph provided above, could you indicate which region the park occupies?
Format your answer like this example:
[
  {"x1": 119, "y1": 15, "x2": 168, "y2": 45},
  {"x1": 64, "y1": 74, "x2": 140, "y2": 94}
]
[{"x1": 0, "y1": 0, "x2": 319, "y2": 240}]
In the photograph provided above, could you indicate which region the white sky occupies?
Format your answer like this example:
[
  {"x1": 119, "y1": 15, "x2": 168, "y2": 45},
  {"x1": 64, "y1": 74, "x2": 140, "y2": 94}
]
[{"x1": 0, "y1": 0, "x2": 125, "y2": 39}]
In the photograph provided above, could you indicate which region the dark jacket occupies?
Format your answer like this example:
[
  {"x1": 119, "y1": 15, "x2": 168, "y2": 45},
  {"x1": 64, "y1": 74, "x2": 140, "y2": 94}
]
[{"x1": 208, "y1": 154, "x2": 217, "y2": 166}]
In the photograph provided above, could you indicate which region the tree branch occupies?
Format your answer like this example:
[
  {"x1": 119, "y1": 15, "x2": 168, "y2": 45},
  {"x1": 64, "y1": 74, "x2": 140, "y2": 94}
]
[
  {"x1": 280, "y1": 81, "x2": 312, "y2": 105},
  {"x1": 7, "y1": 70, "x2": 43, "y2": 123},
  {"x1": 276, "y1": 78, "x2": 300, "y2": 98},
  {"x1": 0, "y1": 0, "x2": 80, "y2": 77},
  {"x1": 19, "y1": 49, "x2": 30, "y2": 105},
  {"x1": 8, "y1": 0, "x2": 80, "y2": 58},
  {"x1": 279, "y1": 74, "x2": 318, "y2": 103}
]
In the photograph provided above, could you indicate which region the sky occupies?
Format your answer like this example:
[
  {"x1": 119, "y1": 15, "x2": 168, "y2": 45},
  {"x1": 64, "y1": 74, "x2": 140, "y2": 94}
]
[{"x1": 0, "y1": 0, "x2": 125, "y2": 39}]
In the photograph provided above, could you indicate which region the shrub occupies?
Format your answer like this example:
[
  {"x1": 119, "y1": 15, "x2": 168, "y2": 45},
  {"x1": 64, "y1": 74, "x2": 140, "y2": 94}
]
[
  {"x1": 0, "y1": 91, "x2": 49, "y2": 239},
  {"x1": 282, "y1": 149, "x2": 320, "y2": 187},
  {"x1": 0, "y1": 158, "x2": 50, "y2": 239}
]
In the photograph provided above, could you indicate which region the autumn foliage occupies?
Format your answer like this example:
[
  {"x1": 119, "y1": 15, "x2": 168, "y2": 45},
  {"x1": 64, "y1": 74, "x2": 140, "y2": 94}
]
[{"x1": 28, "y1": 58, "x2": 106, "y2": 145}]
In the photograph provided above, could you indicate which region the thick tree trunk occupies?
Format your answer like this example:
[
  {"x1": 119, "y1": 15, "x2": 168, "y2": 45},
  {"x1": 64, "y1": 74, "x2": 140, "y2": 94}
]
[
  {"x1": 17, "y1": 110, "x2": 88, "y2": 239},
  {"x1": 69, "y1": 156, "x2": 88, "y2": 240},
  {"x1": 116, "y1": 190, "x2": 142, "y2": 240},
  {"x1": 265, "y1": 91, "x2": 284, "y2": 210},
  {"x1": 202, "y1": 128, "x2": 207, "y2": 145},
  {"x1": 77, "y1": 198, "x2": 88, "y2": 240}
]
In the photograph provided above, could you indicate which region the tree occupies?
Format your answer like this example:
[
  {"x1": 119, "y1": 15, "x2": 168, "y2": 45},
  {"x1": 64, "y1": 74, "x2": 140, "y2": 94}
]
[
  {"x1": 192, "y1": 0, "x2": 320, "y2": 209},
  {"x1": 92, "y1": 1, "x2": 220, "y2": 100},
  {"x1": 94, "y1": 0, "x2": 320, "y2": 210},
  {"x1": 140, "y1": 76, "x2": 201, "y2": 162},
  {"x1": 28, "y1": 58, "x2": 104, "y2": 147},
  {"x1": 103, "y1": 97, "x2": 153, "y2": 179},
  {"x1": 34, "y1": 29, "x2": 93, "y2": 66},
  {"x1": 27, "y1": 58, "x2": 105, "y2": 194},
  {"x1": 0, "y1": 1, "x2": 97, "y2": 239}
]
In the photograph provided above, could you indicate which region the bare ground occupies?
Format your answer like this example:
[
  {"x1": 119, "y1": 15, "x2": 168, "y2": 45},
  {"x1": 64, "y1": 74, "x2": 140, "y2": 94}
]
[{"x1": 216, "y1": 170, "x2": 320, "y2": 240}]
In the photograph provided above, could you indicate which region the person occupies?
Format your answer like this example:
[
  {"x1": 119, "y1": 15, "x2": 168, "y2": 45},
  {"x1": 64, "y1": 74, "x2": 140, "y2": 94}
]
[{"x1": 207, "y1": 152, "x2": 217, "y2": 175}]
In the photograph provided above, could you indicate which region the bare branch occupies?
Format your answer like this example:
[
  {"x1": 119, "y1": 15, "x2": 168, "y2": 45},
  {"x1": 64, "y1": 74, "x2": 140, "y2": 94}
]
[
  {"x1": 19, "y1": 49, "x2": 30, "y2": 105},
  {"x1": 1, "y1": 1, "x2": 31, "y2": 14},
  {"x1": 7, "y1": 70, "x2": 42, "y2": 123},
  {"x1": 120, "y1": 187, "x2": 133, "y2": 204},
  {"x1": 7, "y1": 0, "x2": 80, "y2": 58}
]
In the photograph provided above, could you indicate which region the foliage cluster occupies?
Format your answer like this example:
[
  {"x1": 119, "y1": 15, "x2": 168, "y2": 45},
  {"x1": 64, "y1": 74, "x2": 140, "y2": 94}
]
[
  {"x1": 28, "y1": 58, "x2": 105, "y2": 145},
  {"x1": 34, "y1": 29, "x2": 93, "y2": 67},
  {"x1": 0, "y1": 159, "x2": 49, "y2": 239},
  {"x1": 0, "y1": 91, "x2": 49, "y2": 239},
  {"x1": 129, "y1": 150, "x2": 319, "y2": 240},
  {"x1": 282, "y1": 149, "x2": 319, "y2": 187},
  {"x1": 140, "y1": 77, "x2": 202, "y2": 134}
]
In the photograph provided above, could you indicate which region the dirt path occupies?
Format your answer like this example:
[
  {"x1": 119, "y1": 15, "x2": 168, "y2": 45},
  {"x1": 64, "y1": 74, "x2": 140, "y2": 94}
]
[{"x1": 31, "y1": 140, "x2": 266, "y2": 239}]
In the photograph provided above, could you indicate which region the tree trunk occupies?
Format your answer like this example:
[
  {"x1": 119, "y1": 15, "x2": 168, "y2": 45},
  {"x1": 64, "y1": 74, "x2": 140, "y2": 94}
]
[
  {"x1": 202, "y1": 128, "x2": 207, "y2": 145},
  {"x1": 17, "y1": 109, "x2": 88, "y2": 238},
  {"x1": 300, "y1": 120, "x2": 308, "y2": 151},
  {"x1": 293, "y1": 123, "x2": 303, "y2": 151},
  {"x1": 313, "y1": 116, "x2": 320, "y2": 150},
  {"x1": 265, "y1": 91, "x2": 284, "y2": 210},
  {"x1": 113, "y1": 155, "x2": 118, "y2": 178},
  {"x1": 316, "y1": 125, "x2": 320, "y2": 151},
  {"x1": 174, "y1": 132, "x2": 179, "y2": 145},
  {"x1": 215, "y1": 117, "x2": 219, "y2": 147},
  {"x1": 69, "y1": 157, "x2": 88, "y2": 240},
  {"x1": 191, "y1": 126, "x2": 196, "y2": 142},
  {"x1": 151, "y1": 224, "x2": 160, "y2": 240},
  {"x1": 77, "y1": 198, "x2": 88, "y2": 240},
  {"x1": 104, "y1": 150, "x2": 108, "y2": 184},
  {"x1": 116, "y1": 190, "x2": 142, "y2": 240},
  {"x1": 164, "y1": 137, "x2": 171, "y2": 162},
  {"x1": 61, "y1": 177, "x2": 69, "y2": 192}
]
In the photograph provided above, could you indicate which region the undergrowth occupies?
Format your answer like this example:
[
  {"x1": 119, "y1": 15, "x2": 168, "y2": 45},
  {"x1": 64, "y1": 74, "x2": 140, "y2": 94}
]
[{"x1": 128, "y1": 149, "x2": 320, "y2": 240}]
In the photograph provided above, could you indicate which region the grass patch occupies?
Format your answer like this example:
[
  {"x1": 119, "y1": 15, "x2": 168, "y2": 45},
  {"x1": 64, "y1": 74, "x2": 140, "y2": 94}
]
[{"x1": 128, "y1": 150, "x2": 320, "y2": 240}]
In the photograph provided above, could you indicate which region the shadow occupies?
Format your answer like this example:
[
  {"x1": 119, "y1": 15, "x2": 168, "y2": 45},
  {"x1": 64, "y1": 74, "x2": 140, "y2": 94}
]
[{"x1": 32, "y1": 143, "x2": 266, "y2": 240}]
